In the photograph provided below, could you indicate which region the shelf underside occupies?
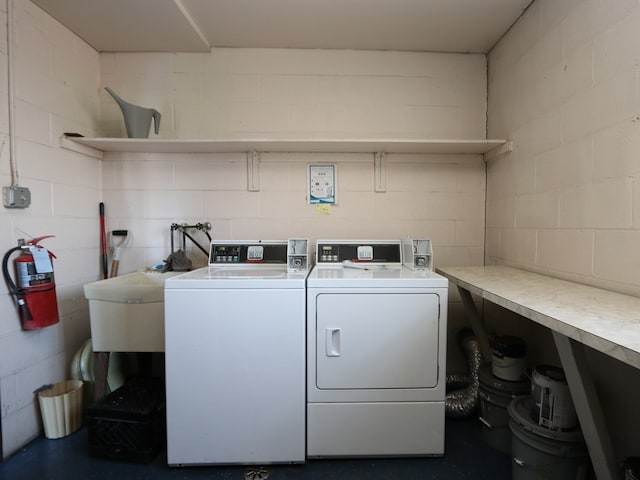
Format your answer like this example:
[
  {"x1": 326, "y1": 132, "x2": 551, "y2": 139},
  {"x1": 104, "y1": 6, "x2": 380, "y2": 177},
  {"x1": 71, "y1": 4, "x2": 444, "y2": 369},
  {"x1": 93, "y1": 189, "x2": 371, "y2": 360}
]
[{"x1": 64, "y1": 137, "x2": 508, "y2": 155}]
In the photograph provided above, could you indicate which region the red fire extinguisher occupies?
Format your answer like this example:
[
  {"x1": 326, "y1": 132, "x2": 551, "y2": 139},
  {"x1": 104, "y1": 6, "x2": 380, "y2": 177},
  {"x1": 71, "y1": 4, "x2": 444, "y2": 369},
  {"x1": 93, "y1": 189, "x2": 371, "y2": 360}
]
[{"x1": 2, "y1": 235, "x2": 60, "y2": 330}]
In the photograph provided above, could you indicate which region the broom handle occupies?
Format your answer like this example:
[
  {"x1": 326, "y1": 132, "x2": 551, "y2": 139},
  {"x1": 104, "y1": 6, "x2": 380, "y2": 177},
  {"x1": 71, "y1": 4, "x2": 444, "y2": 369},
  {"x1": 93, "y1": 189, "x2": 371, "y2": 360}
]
[{"x1": 99, "y1": 203, "x2": 108, "y2": 279}]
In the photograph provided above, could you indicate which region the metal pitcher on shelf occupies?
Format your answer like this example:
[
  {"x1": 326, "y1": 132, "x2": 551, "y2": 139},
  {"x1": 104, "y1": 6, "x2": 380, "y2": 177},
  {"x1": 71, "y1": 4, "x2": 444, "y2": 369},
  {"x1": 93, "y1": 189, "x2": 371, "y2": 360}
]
[{"x1": 105, "y1": 87, "x2": 161, "y2": 138}]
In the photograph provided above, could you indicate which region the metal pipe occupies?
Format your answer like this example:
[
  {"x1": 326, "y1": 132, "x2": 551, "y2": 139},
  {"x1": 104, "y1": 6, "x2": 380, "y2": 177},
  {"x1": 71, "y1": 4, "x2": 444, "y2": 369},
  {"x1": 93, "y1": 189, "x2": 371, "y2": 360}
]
[
  {"x1": 182, "y1": 230, "x2": 208, "y2": 256},
  {"x1": 169, "y1": 222, "x2": 212, "y2": 257}
]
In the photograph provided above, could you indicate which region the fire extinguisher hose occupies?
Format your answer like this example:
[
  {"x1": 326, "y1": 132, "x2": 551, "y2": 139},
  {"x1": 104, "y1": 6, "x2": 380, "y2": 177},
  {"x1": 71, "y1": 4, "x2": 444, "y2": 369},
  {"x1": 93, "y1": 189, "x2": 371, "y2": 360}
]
[{"x1": 2, "y1": 246, "x2": 32, "y2": 320}]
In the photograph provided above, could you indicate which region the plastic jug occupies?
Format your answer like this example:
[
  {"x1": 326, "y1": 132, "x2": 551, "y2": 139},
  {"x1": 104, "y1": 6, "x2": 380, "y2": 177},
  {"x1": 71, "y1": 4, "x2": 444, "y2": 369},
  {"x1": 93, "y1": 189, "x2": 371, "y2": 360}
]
[{"x1": 105, "y1": 87, "x2": 161, "y2": 138}]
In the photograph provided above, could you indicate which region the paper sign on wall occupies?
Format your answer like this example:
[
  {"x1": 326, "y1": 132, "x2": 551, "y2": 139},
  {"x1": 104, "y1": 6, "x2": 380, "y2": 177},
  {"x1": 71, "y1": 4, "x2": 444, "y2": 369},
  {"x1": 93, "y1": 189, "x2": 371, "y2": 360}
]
[
  {"x1": 308, "y1": 164, "x2": 337, "y2": 205},
  {"x1": 315, "y1": 204, "x2": 331, "y2": 215}
]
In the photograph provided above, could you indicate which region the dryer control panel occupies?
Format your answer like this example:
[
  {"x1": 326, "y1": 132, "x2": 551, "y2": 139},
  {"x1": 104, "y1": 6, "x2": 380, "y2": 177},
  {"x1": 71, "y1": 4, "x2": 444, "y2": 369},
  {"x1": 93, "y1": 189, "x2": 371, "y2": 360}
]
[{"x1": 316, "y1": 240, "x2": 402, "y2": 264}]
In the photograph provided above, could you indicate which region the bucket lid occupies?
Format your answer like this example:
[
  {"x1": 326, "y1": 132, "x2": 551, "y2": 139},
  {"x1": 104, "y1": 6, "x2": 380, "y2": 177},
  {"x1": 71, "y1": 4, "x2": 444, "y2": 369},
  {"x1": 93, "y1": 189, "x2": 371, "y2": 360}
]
[
  {"x1": 479, "y1": 364, "x2": 530, "y2": 393},
  {"x1": 491, "y1": 335, "x2": 526, "y2": 357},
  {"x1": 508, "y1": 396, "x2": 584, "y2": 443},
  {"x1": 532, "y1": 364, "x2": 567, "y2": 384}
]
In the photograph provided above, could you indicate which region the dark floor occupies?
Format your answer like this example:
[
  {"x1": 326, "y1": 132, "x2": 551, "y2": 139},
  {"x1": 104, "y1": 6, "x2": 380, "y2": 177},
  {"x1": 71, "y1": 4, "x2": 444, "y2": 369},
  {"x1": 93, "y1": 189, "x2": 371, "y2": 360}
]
[{"x1": 1, "y1": 417, "x2": 511, "y2": 480}]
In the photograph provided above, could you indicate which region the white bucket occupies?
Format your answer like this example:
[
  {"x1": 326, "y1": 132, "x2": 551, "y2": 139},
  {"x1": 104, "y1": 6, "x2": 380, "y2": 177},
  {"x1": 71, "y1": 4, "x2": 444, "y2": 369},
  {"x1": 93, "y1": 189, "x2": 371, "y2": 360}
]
[
  {"x1": 491, "y1": 335, "x2": 527, "y2": 381},
  {"x1": 531, "y1": 365, "x2": 577, "y2": 431},
  {"x1": 37, "y1": 380, "x2": 84, "y2": 439}
]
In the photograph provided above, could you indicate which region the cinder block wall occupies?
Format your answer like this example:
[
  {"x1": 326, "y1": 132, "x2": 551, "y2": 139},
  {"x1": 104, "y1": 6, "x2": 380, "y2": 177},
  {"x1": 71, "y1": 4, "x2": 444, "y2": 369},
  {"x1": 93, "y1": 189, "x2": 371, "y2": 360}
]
[
  {"x1": 487, "y1": 0, "x2": 640, "y2": 296},
  {"x1": 0, "y1": 0, "x2": 101, "y2": 458},
  {"x1": 487, "y1": 0, "x2": 640, "y2": 458}
]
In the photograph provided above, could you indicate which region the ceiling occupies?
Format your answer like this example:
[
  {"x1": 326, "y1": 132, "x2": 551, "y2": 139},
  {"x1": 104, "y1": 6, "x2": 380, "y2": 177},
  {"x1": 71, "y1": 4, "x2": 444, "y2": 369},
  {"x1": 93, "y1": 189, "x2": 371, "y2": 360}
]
[{"x1": 31, "y1": 0, "x2": 533, "y2": 54}]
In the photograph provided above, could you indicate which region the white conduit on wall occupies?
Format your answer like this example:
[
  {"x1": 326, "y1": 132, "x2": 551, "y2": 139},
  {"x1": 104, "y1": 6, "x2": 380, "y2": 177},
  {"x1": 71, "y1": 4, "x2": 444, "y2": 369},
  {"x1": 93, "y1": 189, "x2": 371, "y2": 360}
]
[{"x1": 5, "y1": 0, "x2": 18, "y2": 187}]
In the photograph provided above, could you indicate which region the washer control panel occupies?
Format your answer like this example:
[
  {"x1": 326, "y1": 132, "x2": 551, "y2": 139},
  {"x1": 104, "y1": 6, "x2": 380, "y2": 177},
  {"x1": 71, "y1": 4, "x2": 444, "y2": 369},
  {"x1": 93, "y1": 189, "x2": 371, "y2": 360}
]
[
  {"x1": 209, "y1": 242, "x2": 287, "y2": 264},
  {"x1": 211, "y1": 245, "x2": 241, "y2": 263}
]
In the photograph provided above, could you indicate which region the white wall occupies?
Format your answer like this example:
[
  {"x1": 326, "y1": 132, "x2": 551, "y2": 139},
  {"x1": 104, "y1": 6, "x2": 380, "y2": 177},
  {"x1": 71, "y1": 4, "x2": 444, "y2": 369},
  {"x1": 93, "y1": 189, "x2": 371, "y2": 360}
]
[
  {"x1": 487, "y1": 0, "x2": 640, "y2": 458},
  {"x1": 0, "y1": 0, "x2": 100, "y2": 458},
  {"x1": 98, "y1": 49, "x2": 488, "y2": 269},
  {"x1": 99, "y1": 49, "x2": 487, "y2": 140},
  {"x1": 487, "y1": 0, "x2": 640, "y2": 296}
]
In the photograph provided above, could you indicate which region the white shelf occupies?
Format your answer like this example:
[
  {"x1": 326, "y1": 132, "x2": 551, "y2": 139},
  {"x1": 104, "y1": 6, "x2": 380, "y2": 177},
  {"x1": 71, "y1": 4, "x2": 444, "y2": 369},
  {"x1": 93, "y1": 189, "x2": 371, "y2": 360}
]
[{"x1": 60, "y1": 136, "x2": 510, "y2": 158}]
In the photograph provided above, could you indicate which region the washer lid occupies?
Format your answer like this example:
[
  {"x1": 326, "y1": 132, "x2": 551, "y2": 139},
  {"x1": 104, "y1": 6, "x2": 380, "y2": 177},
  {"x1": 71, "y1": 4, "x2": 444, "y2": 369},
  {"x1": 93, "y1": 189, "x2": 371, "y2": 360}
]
[
  {"x1": 204, "y1": 268, "x2": 287, "y2": 279},
  {"x1": 165, "y1": 265, "x2": 308, "y2": 288}
]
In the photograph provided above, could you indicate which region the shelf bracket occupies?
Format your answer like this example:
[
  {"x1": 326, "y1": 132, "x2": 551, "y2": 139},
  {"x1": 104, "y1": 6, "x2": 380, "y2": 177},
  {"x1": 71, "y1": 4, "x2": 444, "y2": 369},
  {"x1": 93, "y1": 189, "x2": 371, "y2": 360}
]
[
  {"x1": 374, "y1": 152, "x2": 386, "y2": 192},
  {"x1": 247, "y1": 150, "x2": 260, "y2": 192},
  {"x1": 59, "y1": 135, "x2": 103, "y2": 160},
  {"x1": 484, "y1": 141, "x2": 513, "y2": 161}
]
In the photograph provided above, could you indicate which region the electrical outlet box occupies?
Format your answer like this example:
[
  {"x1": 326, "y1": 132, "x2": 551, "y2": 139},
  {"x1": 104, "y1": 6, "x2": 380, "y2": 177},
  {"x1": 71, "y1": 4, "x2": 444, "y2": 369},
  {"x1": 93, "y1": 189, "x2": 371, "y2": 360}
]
[{"x1": 3, "y1": 186, "x2": 31, "y2": 208}]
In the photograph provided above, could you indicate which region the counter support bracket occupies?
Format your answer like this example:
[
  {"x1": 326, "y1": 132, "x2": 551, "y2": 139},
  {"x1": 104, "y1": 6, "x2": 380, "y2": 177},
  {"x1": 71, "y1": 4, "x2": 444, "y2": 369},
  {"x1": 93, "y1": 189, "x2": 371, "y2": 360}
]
[
  {"x1": 552, "y1": 332, "x2": 618, "y2": 480},
  {"x1": 457, "y1": 286, "x2": 492, "y2": 361}
]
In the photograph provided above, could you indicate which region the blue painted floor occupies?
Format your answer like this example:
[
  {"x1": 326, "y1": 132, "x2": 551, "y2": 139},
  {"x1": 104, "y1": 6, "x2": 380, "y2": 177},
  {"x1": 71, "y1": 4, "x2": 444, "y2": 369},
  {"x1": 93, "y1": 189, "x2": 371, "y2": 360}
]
[{"x1": 1, "y1": 417, "x2": 511, "y2": 480}]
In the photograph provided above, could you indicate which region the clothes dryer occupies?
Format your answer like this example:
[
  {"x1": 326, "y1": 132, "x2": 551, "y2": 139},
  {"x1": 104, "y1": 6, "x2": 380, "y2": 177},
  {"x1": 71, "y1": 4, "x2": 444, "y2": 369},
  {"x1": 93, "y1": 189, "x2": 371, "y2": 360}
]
[
  {"x1": 307, "y1": 239, "x2": 448, "y2": 457},
  {"x1": 164, "y1": 240, "x2": 308, "y2": 466}
]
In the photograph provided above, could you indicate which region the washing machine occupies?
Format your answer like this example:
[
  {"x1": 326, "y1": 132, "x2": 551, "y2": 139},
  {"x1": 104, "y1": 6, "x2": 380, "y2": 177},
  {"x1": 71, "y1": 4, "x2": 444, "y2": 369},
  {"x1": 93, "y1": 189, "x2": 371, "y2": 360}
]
[
  {"x1": 306, "y1": 239, "x2": 448, "y2": 457},
  {"x1": 164, "y1": 239, "x2": 309, "y2": 466}
]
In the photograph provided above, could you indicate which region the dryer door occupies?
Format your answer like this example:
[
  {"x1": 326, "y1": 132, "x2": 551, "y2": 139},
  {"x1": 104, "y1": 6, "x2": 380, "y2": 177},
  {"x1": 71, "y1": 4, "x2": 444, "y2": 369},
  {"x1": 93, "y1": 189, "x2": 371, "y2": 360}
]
[{"x1": 315, "y1": 292, "x2": 440, "y2": 390}]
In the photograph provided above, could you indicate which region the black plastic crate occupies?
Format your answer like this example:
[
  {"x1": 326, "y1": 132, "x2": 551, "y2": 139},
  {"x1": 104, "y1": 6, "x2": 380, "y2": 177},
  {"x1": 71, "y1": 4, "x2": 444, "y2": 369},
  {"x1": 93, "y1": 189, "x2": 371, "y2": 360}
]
[
  {"x1": 626, "y1": 458, "x2": 640, "y2": 480},
  {"x1": 87, "y1": 378, "x2": 165, "y2": 463}
]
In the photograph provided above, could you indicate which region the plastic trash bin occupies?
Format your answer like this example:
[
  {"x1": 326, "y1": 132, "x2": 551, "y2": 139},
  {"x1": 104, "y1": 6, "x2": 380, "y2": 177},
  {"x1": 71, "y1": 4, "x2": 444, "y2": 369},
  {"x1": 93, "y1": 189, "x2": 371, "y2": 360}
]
[{"x1": 37, "y1": 380, "x2": 84, "y2": 439}]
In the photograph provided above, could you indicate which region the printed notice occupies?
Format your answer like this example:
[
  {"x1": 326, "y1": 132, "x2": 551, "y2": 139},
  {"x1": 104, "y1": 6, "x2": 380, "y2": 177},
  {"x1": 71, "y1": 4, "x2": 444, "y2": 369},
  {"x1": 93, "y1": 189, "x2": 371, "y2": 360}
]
[{"x1": 308, "y1": 164, "x2": 337, "y2": 205}]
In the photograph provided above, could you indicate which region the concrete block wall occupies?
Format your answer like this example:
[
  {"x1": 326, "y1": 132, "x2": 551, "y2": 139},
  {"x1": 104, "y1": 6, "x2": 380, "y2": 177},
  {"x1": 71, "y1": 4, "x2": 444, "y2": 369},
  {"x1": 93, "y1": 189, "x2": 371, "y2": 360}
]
[
  {"x1": 99, "y1": 49, "x2": 489, "y2": 377},
  {"x1": 0, "y1": 0, "x2": 101, "y2": 458},
  {"x1": 99, "y1": 49, "x2": 487, "y2": 140},
  {"x1": 487, "y1": 0, "x2": 640, "y2": 458},
  {"x1": 100, "y1": 151, "x2": 487, "y2": 275},
  {"x1": 487, "y1": 0, "x2": 640, "y2": 297},
  {"x1": 99, "y1": 49, "x2": 488, "y2": 271}
]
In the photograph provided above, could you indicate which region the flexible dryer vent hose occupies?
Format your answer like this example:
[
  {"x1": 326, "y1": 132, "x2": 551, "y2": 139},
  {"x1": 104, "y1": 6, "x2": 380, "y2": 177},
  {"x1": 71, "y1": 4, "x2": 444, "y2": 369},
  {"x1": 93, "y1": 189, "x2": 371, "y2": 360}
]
[{"x1": 445, "y1": 331, "x2": 483, "y2": 418}]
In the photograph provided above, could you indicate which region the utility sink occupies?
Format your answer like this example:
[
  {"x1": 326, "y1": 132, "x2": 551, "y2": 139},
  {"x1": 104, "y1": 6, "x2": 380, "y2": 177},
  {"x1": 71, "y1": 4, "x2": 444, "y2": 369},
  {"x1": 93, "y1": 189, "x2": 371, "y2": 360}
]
[{"x1": 83, "y1": 271, "x2": 180, "y2": 352}]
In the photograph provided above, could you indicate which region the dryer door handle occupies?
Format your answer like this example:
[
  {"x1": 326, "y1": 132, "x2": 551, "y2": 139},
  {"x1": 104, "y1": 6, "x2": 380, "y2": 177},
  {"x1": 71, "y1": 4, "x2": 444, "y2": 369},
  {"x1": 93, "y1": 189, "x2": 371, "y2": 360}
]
[{"x1": 325, "y1": 328, "x2": 341, "y2": 357}]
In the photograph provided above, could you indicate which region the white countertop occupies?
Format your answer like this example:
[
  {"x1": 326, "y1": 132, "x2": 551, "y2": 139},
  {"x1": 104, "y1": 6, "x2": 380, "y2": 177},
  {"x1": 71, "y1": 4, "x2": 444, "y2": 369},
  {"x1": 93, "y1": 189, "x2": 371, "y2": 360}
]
[{"x1": 436, "y1": 265, "x2": 640, "y2": 370}]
